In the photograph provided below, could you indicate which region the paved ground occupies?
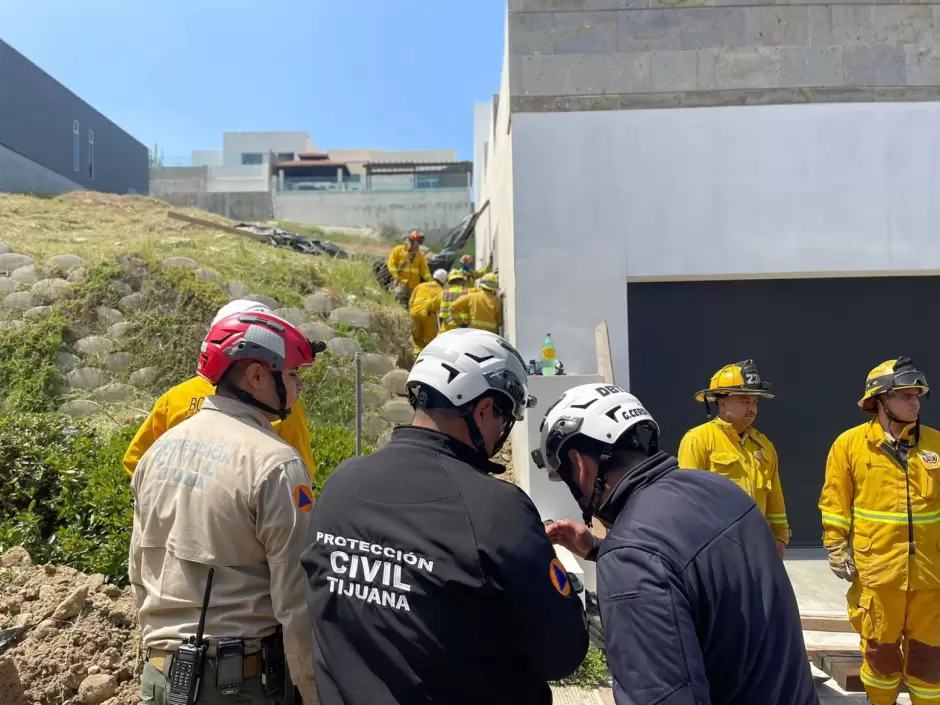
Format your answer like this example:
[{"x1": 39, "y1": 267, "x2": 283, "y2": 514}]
[{"x1": 557, "y1": 548, "x2": 912, "y2": 703}]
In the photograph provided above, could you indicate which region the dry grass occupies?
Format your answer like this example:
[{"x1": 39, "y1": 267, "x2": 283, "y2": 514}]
[{"x1": 0, "y1": 192, "x2": 396, "y2": 310}]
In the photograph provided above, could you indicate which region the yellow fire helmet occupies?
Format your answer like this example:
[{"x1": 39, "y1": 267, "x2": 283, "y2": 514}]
[
  {"x1": 858, "y1": 357, "x2": 929, "y2": 413},
  {"x1": 694, "y1": 359, "x2": 774, "y2": 403},
  {"x1": 446, "y1": 269, "x2": 465, "y2": 283},
  {"x1": 479, "y1": 272, "x2": 499, "y2": 291}
]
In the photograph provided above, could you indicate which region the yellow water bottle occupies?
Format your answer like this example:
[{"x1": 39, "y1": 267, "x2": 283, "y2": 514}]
[{"x1": 541, "y1": 333, "x2": 556, "y2": 376}]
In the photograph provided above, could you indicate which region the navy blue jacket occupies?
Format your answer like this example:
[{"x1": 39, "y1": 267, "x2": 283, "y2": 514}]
[
  {"x1": 301, "y1": 426, "x2": 588, "y2": 705},
  {"x1": 593, "y1": 453, "x2": 819, "y2": 705}
]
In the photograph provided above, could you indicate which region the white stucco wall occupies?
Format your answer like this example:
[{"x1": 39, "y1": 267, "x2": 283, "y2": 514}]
[
  {"x1": 206, "y1": 164, "x2": 270, "y2": 192},
  {"x1": 506, "y1": 101, "x2": 940, "y2": 385},
  {"x1": 222, "y1": 132, "x2": 316, "y2": 165}
]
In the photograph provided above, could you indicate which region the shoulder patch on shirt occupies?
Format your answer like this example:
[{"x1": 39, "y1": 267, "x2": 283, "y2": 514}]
[
  {"x1": 294, "y1": 484, "x2": 314, "y2": 513},
  {"x1": 549, "y1": 558, "x2": 572, "y2": 597},
  {"x1": 919, "y1": 451, "x2": 939, "y2": 468}
]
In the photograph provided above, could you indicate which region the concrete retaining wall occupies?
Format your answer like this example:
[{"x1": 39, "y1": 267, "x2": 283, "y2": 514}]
[
  {"x1": 508, "y1": 0, "x2": 940, "y2": 111},
  {"x1": 157, "y1": 191, "x2": 274, "y2": 222},
  {"x1": 274, "y1": 189, "x2": 473, "y2": 239}
]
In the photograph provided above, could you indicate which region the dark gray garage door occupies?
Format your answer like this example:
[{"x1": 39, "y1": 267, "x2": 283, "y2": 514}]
[{"x1": 627, "y1": 275, "x2": 940, "y2": 546}]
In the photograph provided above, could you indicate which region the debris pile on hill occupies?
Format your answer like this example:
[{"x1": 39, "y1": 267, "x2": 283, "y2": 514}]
[{"x1": 0, "y1": 547, "x2": 141, "y2": 705}]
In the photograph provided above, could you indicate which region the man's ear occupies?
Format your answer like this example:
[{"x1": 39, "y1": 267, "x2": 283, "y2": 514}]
[
  {"x1": 474, "y1": 396, "x2": 494, "y2": 421},
  {"x1": 242, "y1": 362, "x2": 265, "y2": 391}
]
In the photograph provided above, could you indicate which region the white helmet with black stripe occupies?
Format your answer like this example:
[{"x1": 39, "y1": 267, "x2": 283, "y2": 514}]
[
  {"x1": 531, "y1": 383, "x2": 660, "y2": 524},
  {"x1": 406, "y1": 328, "x2": 536, "y2": 456}
]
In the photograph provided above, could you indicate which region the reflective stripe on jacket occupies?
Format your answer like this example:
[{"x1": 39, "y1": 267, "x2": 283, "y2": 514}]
[
  {"x1": 677, "y1": 417, "x2": 791, "y2": 544},
  {"x1": 387, "y1": 245, "x2": 430, "y2": 289},
  {"x1": 819, "y1": 419, "x2": 940, "y2": 590},
  {"x1": 122, "y1": 375, "x2": 316, "y2": 480},
  {"x1": 439, "y1": 285, "x2": 478, "y2": 332},
  {"x1": 447, "y1": 289, "x2": 502, "y2": 334}
]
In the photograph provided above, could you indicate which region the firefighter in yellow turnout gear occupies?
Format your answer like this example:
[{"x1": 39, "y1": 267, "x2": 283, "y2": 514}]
[
  {"x1": 408, "y1": 269, "x2": 448, "y2": 355},
  {"x1": 820, "y1": 358, "x2": 940, "y2": 705},
  {"x1": 447, "y1": 272, "x2": 503, "y2": 334},
  {"x1": 678, "y1": 360, "x2": 791, "y2": 556},
  {"x1": 438, "y1": 270, "x2": 479, "y2": 334},
  {"x1": 387, "y1": 229, "x2": 431, "y2": 308}
]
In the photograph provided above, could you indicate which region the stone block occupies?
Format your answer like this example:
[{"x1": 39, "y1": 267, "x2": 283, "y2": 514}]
[
  {"x1": 97, "y1": 307, "x2": 125, "y2": 327},
  {"x1": 226, "y1": 281, "x2": 251, "y2": 299},
  {"x1": 363, "y1": 383, "x2": 392, "y2": 408},
  {"x1": 195, "y1": 268, "x2": 221, "y2": 281},
  {"x1": 47, "y1": 254, "x2": 85, "y2": 270},
  {"x1": 11, "y1": 265, "x2": 42, "y2": 286},
  {"x1": 745, "y1": 7, "x2": 809, "y2": 47},
  {"x1": 94, "y1": 383, "x2": 137, "y2": 403},
  {"x1": 618, "y1": 10, "x2": 682, "y2": 51},
  {"x1": 31, "y1": 278, "x2": 71, "y2": 303},
  {"x1": 510, "y1": 0, "x2": 648, "y2": 8},
  {"x1": 75, "y1": 336, "x2": 115, "y2": 356},
  {"x1": 808, "y1": 6, "x2": 834, "y2": 47},
  {"x1": 326, "y1": 337, "x2": 362, "y2": 360},
  {"x1": 3, "y1": 291, "x2": 36, "y2": 310},
  {"x1": 382, "y1": 369, "x2": 410, "y2": 396},
  {"x1": 619, "y1": 9, "x2": 747, "y2": 53},
  {"x1": 552, "y1": 12, "x2": 619, "y2": 54},
  {"x1": 105, "y1": 352, "x2": 134, "y2": 373},
  {"x1": 304, "y1": 292, "x2": 339, "y2": 315},
  {"x1": 58, "y1": 400, "x2": 101, "y2": 418},
  {"x1": 247, "y1": 293, "x2": 279, "y2": 310},
  {"x1": 299, "y1": 322, "x2": 337, "y2": 341},
  {"x1": 130, "y1": 367, "x2": 160, "y2": 386},
  {"x1": 360, "y1": 353, "x2": 396, "y2": 377},
  {"x1": 715, "y1": 46, "x2": 842, "y2": 89},
  {"x1": 0, "y1": 241, "x2": 9, "y2": 255},
  {"x1": 650, "y1": 49, "x2": 717, "y2": 90},
  {"x1": 67, "y1": 368, "x2": 110, "y2": 390},
  {"x1": 107, "y1": 321, "x2": 132, "y2": 340},
  {"x1": 906, "y1": 44, "x2": 940, "y2": 84},
  {"x1": 273, "y1": 307, "x2": 308, "y2": 326},
  {"x1": 509, "y1": 12, "x2": 556, "y2": 55},
  {"x1": 119, "y1": 293, "x2": 147, "y2": 313},
  {"x1": 161, "y1": 256, "x2": 199, "y2": 269},
  {"x1": 379, "y1": 400, "x2": 416, "y2": 425},
  {"x1": 831, "y1": 6, "x2": 933, "y2": 47},
  {"x1": 0, "y1": 278, "x2": 20, "y2": 294},
  {"x1": 843, "y1": 45, "x2": 906, "y2": 86},
  {"x1": 24, "y1": 305, "x2": 53, "y2": 319},
  {"x1": 0, "y1": 253, "x2": 34, "y2": 275},
  {"x1": 520, "y1": 52, "x2": 651, "y2": 96},
  {"x1": 67, "y1": 267, "x2": 87, "y2": 283},
  {"x1": 329, "y1": 306, "x2": 372, "y2": 330},
  {"x1": 56, "y1": 352, "x2": 79, "y2": 372}
]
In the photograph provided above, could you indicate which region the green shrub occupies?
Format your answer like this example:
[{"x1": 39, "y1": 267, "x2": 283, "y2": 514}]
[
  {"x1": 0, "y1": 316, "x2": 69, "y2": 413},
  {"x1": 310, "y1": 423, "x2": 374, "y2": 493},
  {"x1": 553, "y1": 647, "x2": 610, "y2": 690},
  {"x1": 0, "y1": 414, "x2": 133, "y2": 582}
]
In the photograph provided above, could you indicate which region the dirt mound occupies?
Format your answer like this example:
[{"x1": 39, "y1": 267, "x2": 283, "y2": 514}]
[{"x1": 0, "y1": 547, "x2": 141, "y2": 705}]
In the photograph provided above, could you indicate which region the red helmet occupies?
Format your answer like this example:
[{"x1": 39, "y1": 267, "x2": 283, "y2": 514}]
[
  {"x1": 408, "y1": 229, "x2": 424, "y2": 243},
  {"x1": 198, "y1": 312, "x2": 324, "y2": 419}
]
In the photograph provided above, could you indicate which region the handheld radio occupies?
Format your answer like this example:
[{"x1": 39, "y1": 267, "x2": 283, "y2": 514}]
[{"x1": 167, "y1": 567, "x2": 215, "y2": 705}]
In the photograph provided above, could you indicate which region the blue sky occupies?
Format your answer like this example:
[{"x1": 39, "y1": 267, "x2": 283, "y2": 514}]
[{"x1": 0, "y1": 1, "x2": 506, "y2": 162}]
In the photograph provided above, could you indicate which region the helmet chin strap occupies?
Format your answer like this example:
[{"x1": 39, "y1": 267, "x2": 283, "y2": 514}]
[
  {"x1": 459, "y1": 403, "x2": 515, "y2": 458},
  {"x1": 557, "y1": 447, "x2": 613, "y2": 529},
  {"x1": 221, "y1": 370, "x2": 291, "y2": 421}
]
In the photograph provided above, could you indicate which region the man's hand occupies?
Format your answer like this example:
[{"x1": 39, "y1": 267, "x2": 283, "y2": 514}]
[
  {"x1": 826, "y1": 541, "x2": 857, "y2": 582},
  {"x1": 545, "y1": 519, "x2": 594, "y2": 559},
  {"x1": 776, "y1": 540, "x2": 786, "y2": 558}
]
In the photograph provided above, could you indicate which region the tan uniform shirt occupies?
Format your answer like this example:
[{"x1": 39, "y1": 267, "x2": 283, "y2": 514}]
[{"x1": 129, "y1": 395, "x2": 316, "y2": 703}]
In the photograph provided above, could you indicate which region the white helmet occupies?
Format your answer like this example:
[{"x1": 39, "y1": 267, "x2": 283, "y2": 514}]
[
  {"x1": 407, "y1": 329, "x2": 536, "y2": 455},
  {"x1": 532, "y1": 383, "x2": 660, "y2": 479},
  {"x1": 212, "y1": 299, "x2": 272, "y2": 327},
  {"x1": 432, "y1": 269, "x2": 448, "y2": 284}
]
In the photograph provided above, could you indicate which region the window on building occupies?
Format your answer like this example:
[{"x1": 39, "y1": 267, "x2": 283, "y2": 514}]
[
  {"x1": 276, "y1": 152, "x2": 294, "y2": 162},
  {"x1": 87, "y1": 130, "x2": 95, "y2": 180},
  {"x1": 72, "y1": 120, "x2": 80, "y2": 172},
  {"x1": 241, "y1": 153, "x2": 264, "y2": 165}
]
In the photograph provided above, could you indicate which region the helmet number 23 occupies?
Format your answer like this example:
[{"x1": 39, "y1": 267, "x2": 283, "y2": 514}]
[{"x1": 745, "y1": 373, "x2": 759, "y2": 385}]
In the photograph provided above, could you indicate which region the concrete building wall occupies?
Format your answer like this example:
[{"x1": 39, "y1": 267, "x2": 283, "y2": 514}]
[
  {"x1": 192, "y1": 149, "x2": 223, "y2": 167},
  {"x1": 206, "y1": 164, "x2": 270, "y2": 192},
  {"x1": 508, "y1": 100, "x2": 940, "y2": 384},
  {"x1": 158, "y1": 191, "x2": 274, "y2": 221},
  {"x1": 0, "y1": 143, "x2": 84, "y2": 194},
  {"x1": 507, "y1": 0, "x2": 940, "y2": 113},
  {"x1": 274, "y1": 189, "x2": 473, "y2": 240},
  {"x1": 472, "y1": 102, "x2": 493, "y2": 204},
  {"x1": 222, "y1": 132, "x2": 316, "y2": 165},
  {"x1": 0, "y1": 39, "x2": 148, "y2": 194},
  {"x1": 149, "y1": 166, "x2": 208, "y2": 197}
]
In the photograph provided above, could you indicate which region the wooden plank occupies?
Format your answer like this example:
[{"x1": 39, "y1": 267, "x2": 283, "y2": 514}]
[
  {"x1": 594, "y1": 321, "x2": 614, "y2": 385},
  {"x1": 809, "y1": 650, "x2": 907, "y2": 695},
  {"x1": 167, "y1": 210, "x2": 249, "y2": 237},
  {"x1": 800, "y1": 615, "x2": 855, "y2": 633}
]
